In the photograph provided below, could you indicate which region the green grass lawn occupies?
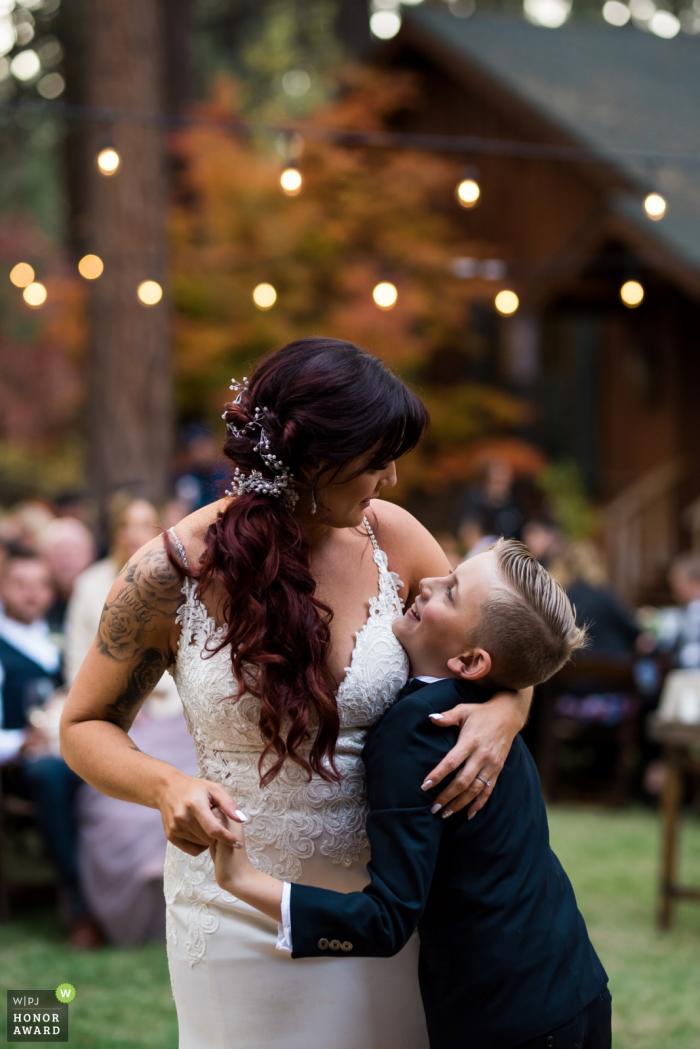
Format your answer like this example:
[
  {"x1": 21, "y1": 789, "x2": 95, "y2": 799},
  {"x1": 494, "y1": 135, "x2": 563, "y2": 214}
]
[
  {"x1": 1, "y1": 806, "x2": 698, "y2": 1048},
  {"x1": 548, "y1": 806, "x2": 700, "y2": 1049}
]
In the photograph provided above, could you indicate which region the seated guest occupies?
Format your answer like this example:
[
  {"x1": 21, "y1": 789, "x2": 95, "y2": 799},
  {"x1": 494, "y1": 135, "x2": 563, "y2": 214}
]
[
  {"x1": 39, "y1": 518, "x2": 95, "y2": 634},
  {"x1": 65, "y1": 494, "x2": 197, "y2": 946},
  {"x1": 0, "y1": 549, "x2": 100, "y2": 947},
  {"x1": 0, "y1": 664, "x2": 24, "y2": 764},
  {"x1": 457, "y1": 459, "x2": 524, "y2": 542},
  {"x1": 662, "y1": 553, "x2": 700, "y2": 669},
  {"x1": 64, "y1": 493, "x2": 161, "y2": 683},
  {"x1": 456, "y1": 508, "x2": 498, "y2": 561},
  {"x1": 549, "y1": 541, "x2": 641, "y2": 727},
  {"x1": 552, "y1": 541, "x2": 639, "y2": 657},
  {"x1": 521, "y1": 517, "x2": 563, "y2": 570}
]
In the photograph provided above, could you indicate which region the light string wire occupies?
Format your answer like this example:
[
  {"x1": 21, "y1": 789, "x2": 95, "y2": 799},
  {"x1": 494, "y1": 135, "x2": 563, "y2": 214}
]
[{"x1": 2, "y1": 97, "x2": 700, "y2": 171}]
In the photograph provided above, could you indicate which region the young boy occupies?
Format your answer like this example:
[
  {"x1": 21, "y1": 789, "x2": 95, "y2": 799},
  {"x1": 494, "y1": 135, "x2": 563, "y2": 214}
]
[{"x1": 211, "y1": 539, "x2": 611, "y2": 1049}]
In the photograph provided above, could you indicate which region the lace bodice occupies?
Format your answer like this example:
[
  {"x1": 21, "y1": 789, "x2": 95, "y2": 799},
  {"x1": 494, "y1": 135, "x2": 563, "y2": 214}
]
[{"x1": 164, "y1": 519, "x2": 409, "y2": 965}]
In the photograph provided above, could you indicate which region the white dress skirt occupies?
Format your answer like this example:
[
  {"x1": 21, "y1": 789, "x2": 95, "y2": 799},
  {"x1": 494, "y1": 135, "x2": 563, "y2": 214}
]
[{"x1": 164, "y1": 524, "x2": 430, "y2": 1049}]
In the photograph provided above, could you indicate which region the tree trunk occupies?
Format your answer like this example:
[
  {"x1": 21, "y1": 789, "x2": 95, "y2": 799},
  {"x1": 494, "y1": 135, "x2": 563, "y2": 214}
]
[{"x1": 86, "y1": 0, "x2": 172, "y2": 514}]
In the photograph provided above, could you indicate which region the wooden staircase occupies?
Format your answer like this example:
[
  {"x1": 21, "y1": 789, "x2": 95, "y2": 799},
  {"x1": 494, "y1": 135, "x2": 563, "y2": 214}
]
[{"x1": 603, "y1": 460, "x2": 684, "y2": 607}]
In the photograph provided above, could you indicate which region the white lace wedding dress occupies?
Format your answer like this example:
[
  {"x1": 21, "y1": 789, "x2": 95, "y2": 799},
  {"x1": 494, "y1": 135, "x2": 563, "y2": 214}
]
[{"x1": 164, "y1": 521, "x2": 430, "y2": 1049}]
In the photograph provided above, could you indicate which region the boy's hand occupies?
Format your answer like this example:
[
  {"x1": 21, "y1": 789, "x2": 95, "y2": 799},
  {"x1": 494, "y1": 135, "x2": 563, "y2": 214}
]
[
  {"x1": 208, "y1": 808, "x2": 285, "y2": 923},
  {"x1": 209, "y1": 809, "x2": 250, "y2": 894}
]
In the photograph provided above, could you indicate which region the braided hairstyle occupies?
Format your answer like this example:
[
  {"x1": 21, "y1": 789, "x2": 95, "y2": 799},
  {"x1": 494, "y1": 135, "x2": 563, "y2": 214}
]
[{"x1": 168, "y1": 337, "x2": 428, "y2": 785}]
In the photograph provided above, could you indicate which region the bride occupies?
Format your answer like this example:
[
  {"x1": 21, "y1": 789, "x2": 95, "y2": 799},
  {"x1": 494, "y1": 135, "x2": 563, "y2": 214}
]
[{"x1": 61, "y1": 337, "x2": 531, "y2": 1049}]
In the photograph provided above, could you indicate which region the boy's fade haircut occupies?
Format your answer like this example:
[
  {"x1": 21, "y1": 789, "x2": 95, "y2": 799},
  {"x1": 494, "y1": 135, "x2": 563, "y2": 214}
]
[{"x1": 474, "y1": 538, "x2": 588, "y2": 690}]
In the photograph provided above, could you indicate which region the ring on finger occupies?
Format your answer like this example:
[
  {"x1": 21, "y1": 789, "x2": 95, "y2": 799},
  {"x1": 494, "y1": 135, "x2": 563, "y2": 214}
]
[{"x1": 475, "y1": 773, "x2": 491, "y2": 787}]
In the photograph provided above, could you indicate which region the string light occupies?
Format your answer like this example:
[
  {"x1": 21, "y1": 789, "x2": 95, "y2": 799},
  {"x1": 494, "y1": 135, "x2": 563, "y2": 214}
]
[
  {"x1": 644, "y1": 193, "x2": 666, "y2": 220},
  {"x1": 456, "y1": 166, "x2": 480, "y2": 208},
  {"x1": 96, "y1": 146, "x2": 120, "y2": 176},
  {"x1": 495, "y1": 290, "x2": 519, "y2": 315},
  {"x1": 373, "y1": 281, "x2": 398, "y2": 310},
  {"x1": 649, "y1": 9, "x2": 680, "y2": 37},
  {"x1": 620, "y1": 280, "x2": 644, "y2": 307},
  {"x1": 78, "y1": 254, "x2": 104, "y2": 279},
  {"x1": 137, "y1": 280, "x2": 163, "y2": 306},
  {"x1": 23, "y1": 282, "x2": 47, "y2": 308},
  {"x1": 280, "y1": 165, "x2": 303, "y2": 196},
  {"x1": 369, "y1": 10, "x2": 402, "y2": 39},
  {"x1": 253, "y1": 283, "x2": 277, "y2": 310},
  {"x1": 9, "y1": 262, "x2": 35, "y2": 288},
  {"x1": 524, "y1": 0, "x2": 572, "y2": 27},
  {"x1": 602, "y1": 0, "x2": 631, "y2": 24}
]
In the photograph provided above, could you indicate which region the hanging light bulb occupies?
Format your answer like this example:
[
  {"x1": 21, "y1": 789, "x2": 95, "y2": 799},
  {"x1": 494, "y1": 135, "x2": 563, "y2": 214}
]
[
  {"x1": 78, "y1": 254, "x2": 104, "y2": 280},
  {"x1": 620, "y1": 280, "x2": 644, "y2": 307},
  {"x1": 137, "y1": 280, "x2": 163, "y2": 306},
  {"x1": 280, "y1": 163, "x2": 303, "y2": 196},
  {"x1": 456, "y1": 165, "x2": 480, "y2": 209},
  {"x1": 253, "y1": 283, "x2": 277, "y2": 310},
  {"x1": 644, "y1": 193, "x2": 666, "y2": 220},
  {"x1": 369, "y1": 9, "x2": 402, "y2": 38},
  {"x1": 9, "y1": 262, "x2": 35, "y2": 288},
  {"x1": 95, "y1": 133, "x2": 120, "y2": 177},
  {"x1": 23, "y1": 281, "x2": 47, "y2": 308},
  {"x1": 373, "y1": 282, "x2": 398, "y2": 310},
  {"x1": 96, "y1": 146, "x2": 120, "y2": 176},
  {"x1": 495, "y1": 290, "x2": 519, "y2": 316}
]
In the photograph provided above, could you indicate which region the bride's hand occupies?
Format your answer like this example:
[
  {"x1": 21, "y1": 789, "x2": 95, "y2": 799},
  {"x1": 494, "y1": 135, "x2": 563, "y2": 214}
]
[
  {"x1": 158, "y1": 772, "x2": 249, "y2": 857},
  {"x1": 421, "y1": 688, "x2": 532, "y2": 819}
]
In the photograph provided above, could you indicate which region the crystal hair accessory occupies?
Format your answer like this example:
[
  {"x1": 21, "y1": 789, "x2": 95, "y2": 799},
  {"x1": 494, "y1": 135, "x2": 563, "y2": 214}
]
[
  {"x1": 222, "y1": 379, "x2": 298, "y2": 507},
  {"x1": 229, "y1": 377, "x2": 248, "y2": 404}
]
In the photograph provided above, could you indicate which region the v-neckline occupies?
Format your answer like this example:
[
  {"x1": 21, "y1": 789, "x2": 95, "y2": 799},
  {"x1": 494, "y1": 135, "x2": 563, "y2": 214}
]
[{"x1": 171, "y1": 518, "x2": 394, "y2": 694}]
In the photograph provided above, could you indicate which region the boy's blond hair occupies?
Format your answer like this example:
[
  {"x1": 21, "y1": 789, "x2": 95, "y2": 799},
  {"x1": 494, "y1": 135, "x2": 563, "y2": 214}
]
[{"x1": 472, "y1": 538, "x2": 588, "y2": 690}]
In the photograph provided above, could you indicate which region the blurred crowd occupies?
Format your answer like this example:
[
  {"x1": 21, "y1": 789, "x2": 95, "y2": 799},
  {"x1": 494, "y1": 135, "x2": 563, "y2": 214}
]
[
  {"x1": 1, "y1": 450, "x2": 699, "y2": 950},
  {"x1": 0, "y1": 490, "x2": 198, "y2": 950},
  {"x1": 443, "y1": 459, "x2": 700, "y2": 805}
]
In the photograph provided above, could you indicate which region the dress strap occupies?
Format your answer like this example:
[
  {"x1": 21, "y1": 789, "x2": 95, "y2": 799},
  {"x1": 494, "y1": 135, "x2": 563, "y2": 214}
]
[
  {"x1": 363, "y1": 516, "x2": 379, "y2": 552},
  {"x1": 168, "y1": 527, "x2": 190, "y2": 569}
]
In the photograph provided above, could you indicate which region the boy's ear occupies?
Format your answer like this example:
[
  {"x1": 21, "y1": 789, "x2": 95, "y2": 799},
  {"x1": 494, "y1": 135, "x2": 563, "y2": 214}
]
[{"x1": 447, "y1": 647, "x2": 492, "y2": 682}]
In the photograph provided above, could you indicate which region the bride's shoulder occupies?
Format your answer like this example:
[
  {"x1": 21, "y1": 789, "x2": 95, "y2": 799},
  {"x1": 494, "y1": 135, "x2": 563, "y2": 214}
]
[
  {"x1": 167, "y1": 497, "x2": 232, "y2": 566},
  {"x1": 370, "y1": 501, "x2": 450, "y2": 591}
]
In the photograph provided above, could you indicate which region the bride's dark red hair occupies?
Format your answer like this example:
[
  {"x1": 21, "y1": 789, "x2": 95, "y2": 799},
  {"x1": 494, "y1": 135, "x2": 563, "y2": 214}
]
[{"x1": 168, "y1": 337, "x2": 428, "y2": 785}]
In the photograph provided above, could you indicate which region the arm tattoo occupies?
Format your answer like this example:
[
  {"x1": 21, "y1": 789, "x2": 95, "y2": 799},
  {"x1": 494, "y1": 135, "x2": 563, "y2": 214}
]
[
  {"x1": 98, "y1": 544, "x2": 184, "y2": 663},
  {"x1": 102, "y1": 647, "x2": 169, "y2": 731}
]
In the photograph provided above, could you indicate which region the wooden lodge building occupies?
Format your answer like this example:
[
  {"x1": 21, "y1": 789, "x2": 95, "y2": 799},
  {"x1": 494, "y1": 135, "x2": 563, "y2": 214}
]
[{"x1": 378, "y1": 9, "x2": 700, "y2": 603}]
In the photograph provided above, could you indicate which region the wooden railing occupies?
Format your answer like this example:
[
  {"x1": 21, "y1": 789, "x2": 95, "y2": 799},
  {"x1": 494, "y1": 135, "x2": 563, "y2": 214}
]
[{"x1": 604, "y1": 460, "x2": 684, "y2": 605}]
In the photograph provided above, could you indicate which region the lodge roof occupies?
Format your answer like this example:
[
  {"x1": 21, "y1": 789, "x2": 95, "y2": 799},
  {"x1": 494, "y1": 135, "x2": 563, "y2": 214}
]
[{"x1": 403, "y1": 8, "x2": 700, "y2": 275}]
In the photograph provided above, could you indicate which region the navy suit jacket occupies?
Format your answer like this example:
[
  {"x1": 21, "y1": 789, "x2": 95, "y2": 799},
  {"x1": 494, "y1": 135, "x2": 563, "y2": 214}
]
[
  {"x1": 290, "y1": 678, "x2": 607, "y2": 1049},
  {"x1": 0, "y1": 636, "x2": 60, "y2": 731}
]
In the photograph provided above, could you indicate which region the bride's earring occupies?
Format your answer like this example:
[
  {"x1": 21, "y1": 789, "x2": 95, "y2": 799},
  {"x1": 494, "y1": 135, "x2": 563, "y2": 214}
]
[{"x1": 311, "y1": 477, "x2": 318, "y2": 516}]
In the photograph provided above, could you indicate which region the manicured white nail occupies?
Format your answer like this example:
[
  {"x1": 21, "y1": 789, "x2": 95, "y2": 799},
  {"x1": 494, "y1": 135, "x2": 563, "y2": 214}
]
[
  {"x1": 441, "y1": 809, "x2": 453, "y2": 819},
  {"x1": 235, "y1": 810, "x2": 249, "y2": 823},
  {"x1": 468, "y1": 812, "x2": 476, "y2": 821},
  {"x1": 429, "y1": 713, "x2": 444, "y2": 720},
  {"x1": 421, "y1": 779, "x2": 434, "y2": 791},
  {"x1": 430, "y1": 802, "x2": 442, "y2": 814},
  {"x1": 232, "y1": 841, "x2": 244, "y2": 849}
]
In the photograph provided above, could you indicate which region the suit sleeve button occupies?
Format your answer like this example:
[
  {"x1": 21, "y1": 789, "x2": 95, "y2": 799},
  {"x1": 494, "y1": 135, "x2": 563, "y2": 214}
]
[
  {"x1": 546, "y1": 1038, "x2": 554, "y2": 1047},
  {"x1": 318, "y1": 938, "x2": 329, "y2": 950},
  {"x1": 340, "y1": 941, "x2": 353, "y2": 952},
  {"x1": 329, "y1": 939, "x2": 341, "y2": 950}
]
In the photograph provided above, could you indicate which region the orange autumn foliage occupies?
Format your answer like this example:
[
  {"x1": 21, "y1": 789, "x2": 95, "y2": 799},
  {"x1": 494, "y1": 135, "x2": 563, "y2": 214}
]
[{"x1": 170, "y1": 69, "x2": 530, "y2": 498}]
